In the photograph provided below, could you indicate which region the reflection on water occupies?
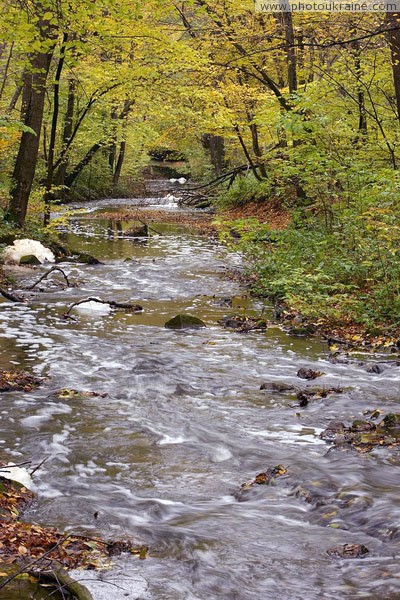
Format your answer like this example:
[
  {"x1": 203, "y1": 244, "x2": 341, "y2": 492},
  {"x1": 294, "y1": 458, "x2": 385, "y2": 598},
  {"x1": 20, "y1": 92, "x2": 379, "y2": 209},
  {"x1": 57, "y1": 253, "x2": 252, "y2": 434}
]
[{"x1": 0, "y1": 203, "x2": 399, "y2": 599}]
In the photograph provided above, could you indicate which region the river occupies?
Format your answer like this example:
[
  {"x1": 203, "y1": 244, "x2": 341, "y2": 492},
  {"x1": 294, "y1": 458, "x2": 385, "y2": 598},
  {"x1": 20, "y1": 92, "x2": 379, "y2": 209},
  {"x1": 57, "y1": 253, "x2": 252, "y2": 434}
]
[{"x1": 0, "y1": 197, "x2": 399, "y2": 599}]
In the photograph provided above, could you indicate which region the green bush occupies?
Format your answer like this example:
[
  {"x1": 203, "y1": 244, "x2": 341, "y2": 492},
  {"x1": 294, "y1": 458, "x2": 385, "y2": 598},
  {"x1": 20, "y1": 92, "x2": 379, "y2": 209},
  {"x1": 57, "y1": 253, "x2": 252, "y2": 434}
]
[
  {"x1": 216, "y1": 173, "x2": 272, "y2": 209},
  {"x1": 219, "y1": 171, "x2": 400, "y2": 331}
]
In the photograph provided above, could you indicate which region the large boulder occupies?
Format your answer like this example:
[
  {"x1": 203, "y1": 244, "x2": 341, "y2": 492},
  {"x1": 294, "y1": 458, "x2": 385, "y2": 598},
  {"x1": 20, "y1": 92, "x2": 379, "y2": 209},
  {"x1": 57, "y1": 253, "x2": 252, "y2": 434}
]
[
  {"x1": 2, "y1": 239, "x2": 55, "y2": 265},
  {"x1": 165, "y1": 314, "x2": 206, "y2": 329}
]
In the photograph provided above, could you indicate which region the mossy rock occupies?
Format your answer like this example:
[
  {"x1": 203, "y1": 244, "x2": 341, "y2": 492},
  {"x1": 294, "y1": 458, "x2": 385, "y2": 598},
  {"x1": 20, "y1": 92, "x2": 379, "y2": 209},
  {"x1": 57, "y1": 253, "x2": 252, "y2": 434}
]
[
  {"x1": 124, "y1": 223, "x2": 148, "y2": 237},
  {"x1": 165, "y1": 314, "x2": 206, "y2": 329},
  {"x1": 382, "y1": 413, "x2": 400, "y2": 428},
  {"x1": 260, "y1": 381, "x2": 298, "y2": 393},
  {"x1": 77, "y1": 252, "x2": 102, "y2": 265},
  {"x1": 20, "y1": 254, "x2": 41, "y2": 265}
]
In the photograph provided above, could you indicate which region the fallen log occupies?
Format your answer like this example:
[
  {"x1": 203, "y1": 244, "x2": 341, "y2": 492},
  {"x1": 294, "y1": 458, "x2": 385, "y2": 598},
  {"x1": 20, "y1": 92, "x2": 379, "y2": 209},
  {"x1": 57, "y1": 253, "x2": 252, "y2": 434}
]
[
  {"x1": 0, "y1": 286, "x2": 25, "y2": 302},
  {"x1": 63, "y1": 296, "x2": 143, "y2": 318},
  {"x1": 30, "y1": 567, "x2": 94, "y2": 600}
]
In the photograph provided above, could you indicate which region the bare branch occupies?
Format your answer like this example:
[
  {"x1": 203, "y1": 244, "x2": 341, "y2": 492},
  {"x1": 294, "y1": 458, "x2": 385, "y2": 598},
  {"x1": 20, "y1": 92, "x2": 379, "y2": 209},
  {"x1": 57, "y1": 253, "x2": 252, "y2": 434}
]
[
  {"x1": 27, "y1": 266, "x2": 72, "y2": 290},
  {"x1": 63, "y1": 297, "x2": 143, "y2": 318},
  {"x1": 0, "y1": 287, "x2": 25, "y2": 303}
]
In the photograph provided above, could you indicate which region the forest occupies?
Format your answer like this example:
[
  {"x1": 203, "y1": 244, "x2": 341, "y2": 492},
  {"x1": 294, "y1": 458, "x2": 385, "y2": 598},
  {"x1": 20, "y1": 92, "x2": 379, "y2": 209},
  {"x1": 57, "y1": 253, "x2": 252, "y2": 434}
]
[
  {"x1": 1, "y1": 3, "x2": 400, "y2": 599},
  {"x1": 1, "y1": 3, "x2": 400, "y2": 337}
]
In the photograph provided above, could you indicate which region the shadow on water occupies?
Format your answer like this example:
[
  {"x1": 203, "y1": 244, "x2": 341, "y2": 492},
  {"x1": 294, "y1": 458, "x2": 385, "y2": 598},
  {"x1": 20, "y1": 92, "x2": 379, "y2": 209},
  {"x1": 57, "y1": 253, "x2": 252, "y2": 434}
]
[{"x1": 0, "y1": 200, "x2": 399, "y2": 599}]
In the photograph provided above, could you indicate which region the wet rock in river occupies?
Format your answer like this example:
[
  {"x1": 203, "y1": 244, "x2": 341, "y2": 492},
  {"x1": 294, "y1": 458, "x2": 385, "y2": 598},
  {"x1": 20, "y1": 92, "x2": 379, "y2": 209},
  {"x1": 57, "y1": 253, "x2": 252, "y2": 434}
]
[
  {"x1": 54, "y1": 389, "x2": 108, "y2": 400},
  {"x1": 297, "y1": 367, "x2": 324, "y2": 380},
  {"x1": 124, "y1": 223, "x2": 149, "y2": 237},
  {"x1": 328, "y1": 352, "x2": 350, "y2": 364},
  {"x1": 327, "y1": 543, "x2": 369, "y2": 559},
  {"x1": 290, "y1": 484, "x2": 325, "y2": 505},
  {"x1": 296, "y1": 386, "x2": 343, "y2": 407},
  {"x1": 19, "y1": 254, "x2": 41, "y2": 265},
  {"x1": 212, "y1": 296, "x2": 233, "y2": 307},
  {"x1": 382, "y1": 413, "x2": 400, "y2": 428},
  {"x1": 74, "y1": 251, "x2": 103, "y2": 265},
  {"x1": 365, "y1": 363, "x2": 386, "y2": 374},
  {"x1": 219, "y1": 315, "x2": 267, "y2": 333},
  {"x1": 320, "y1": 421, "x2": 346, "y2": 441},
  {"x1": 351, "y1": 420, "x2": 376, "y2": 433},
  {"x1": 260, "y1": 381, "x2": 299, "y2": 393},
  {"x1": 363, "y1": 408, "x2": 381, "y2": 420},
  {"x1": 320, "y1": 413, "x2": 400, "y2": 452},
  {"x1": 165, "y1": 314, "x2": 206, "y2": 329},
  {"x1": 235, "y1": 465, "x2": 288, "y2": 500},
  {"x1": 0, "y1": 370, "x2": 42, "y2": 392}
]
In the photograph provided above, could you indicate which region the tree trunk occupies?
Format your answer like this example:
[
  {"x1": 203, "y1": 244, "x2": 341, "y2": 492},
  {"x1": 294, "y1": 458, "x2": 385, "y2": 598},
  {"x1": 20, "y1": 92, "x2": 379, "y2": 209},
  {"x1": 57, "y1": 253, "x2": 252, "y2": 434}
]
[
  {"x1": 233, "y1": 125, "x2": 261, "y2": 181},
  {"x1": 112, "y1": 140, "x2": 126, "y2": 188},
  {"x1": 6, "y1": 48, "x2": 55, "y2": 226},
  {"x1": 201, "y1": 134, "x2": 225, "y2": 175},
  {"x1": 249, "y1": 122, "x2": 267, "y2": 179},
  {"x1": 0, "y1": 42, "x2": 14, "y2": 100},
  {"x1": 108, "y1": 108, "x2": 118, "y2": 172},
  {"x1": 281, "y1": 10, "x2": 297, "y2": 95},
  {"x1": 44, "y1": 34, "x2": 68, "y2": 226},
  {"x1": 353, "y1": 47, "x2": 367, "y2": 136},
  {"x1": 54, "y1": 78, "x2": 76, "y2": 187},
  {"x1": 110, "y1": 99, "x2": 134, "y2": 189},
  {"x1": 53, "y1": 82, "x2": 121, "y2": 173},
  {"x1": 7, "y1": 84, "x2": 22, "y2": 113},
  {"x1": 64, "y1": 141, "x2": 103, "y2": 188},
  {"x1": 386, "y1": 12, "x2": 400, "y2": 124}
]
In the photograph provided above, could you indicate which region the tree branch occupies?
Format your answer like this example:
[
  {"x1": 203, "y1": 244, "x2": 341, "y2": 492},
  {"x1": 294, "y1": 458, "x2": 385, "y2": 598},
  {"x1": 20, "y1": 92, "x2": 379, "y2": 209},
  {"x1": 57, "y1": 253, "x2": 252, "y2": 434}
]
[
  {"x1": 0, "y1": 287, "x2": 25, "y2": 303},
  {"x1": 63, "y1": 297, "x2": 143, "y2": 318},
  {"x1": 27, "y1": 266, "x2": 72, "y2": 290}
]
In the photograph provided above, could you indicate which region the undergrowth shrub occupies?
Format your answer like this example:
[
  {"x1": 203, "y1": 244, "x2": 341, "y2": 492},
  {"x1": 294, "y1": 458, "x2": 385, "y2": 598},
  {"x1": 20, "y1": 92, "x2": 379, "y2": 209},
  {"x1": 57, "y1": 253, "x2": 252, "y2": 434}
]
[{"x1": 218, "y1": 171, "x2": 400, "y2": 331}]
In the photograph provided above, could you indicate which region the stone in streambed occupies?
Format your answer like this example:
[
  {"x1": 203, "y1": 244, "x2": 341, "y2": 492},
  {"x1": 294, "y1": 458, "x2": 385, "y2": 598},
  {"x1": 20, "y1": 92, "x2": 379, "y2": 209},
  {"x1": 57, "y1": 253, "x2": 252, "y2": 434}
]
[
  {"x1": 381, "y1": 413, "x2": 400, "y2": 429},
  {"x1": 235, "y1": 465, "x2": 288, "y2": 501},
  {"x1": 365, "y1": 363, "x2": 386, "y2": 374},
  {"x1": 124, "y1": 223, "x2": 148, "y2": 237},
  {"x1": 20, "y1": 254, "x2": 41, "y2": 265},
  {"x1": 320, "y1": 421, "x2": 346, "y2": 441},
  {"x1": 75, "y1": 251, "x2": 102, "y2": 265},
  {"x1": 297, "y1": 367, "x2": 324, "y2": 380},
  {"x1": 351, "y1": 420, "x2": 376, "y2": 433},
  {"x1": 165, "y1": 314, "x2": 206, "y2": 329},
  {"x1": 327, "y1": 543, "x2": 369, "y2": 559},
  {"x1": 2, "y1": 239, "x2": 55, "y2": 265},
  {"x1": 260, "y1": 381, "x2": 299, "y2": 393},
  {"x1": 219, "y1": 315, "x2": 267, "y2": 332}
]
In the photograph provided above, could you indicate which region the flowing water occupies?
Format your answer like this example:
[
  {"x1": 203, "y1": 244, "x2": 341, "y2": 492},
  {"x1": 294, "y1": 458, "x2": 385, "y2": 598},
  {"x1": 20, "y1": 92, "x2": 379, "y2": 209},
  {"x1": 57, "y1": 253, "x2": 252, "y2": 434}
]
[{"x1": 0, "y1": 198, "x2": 400, "y2": 599}]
